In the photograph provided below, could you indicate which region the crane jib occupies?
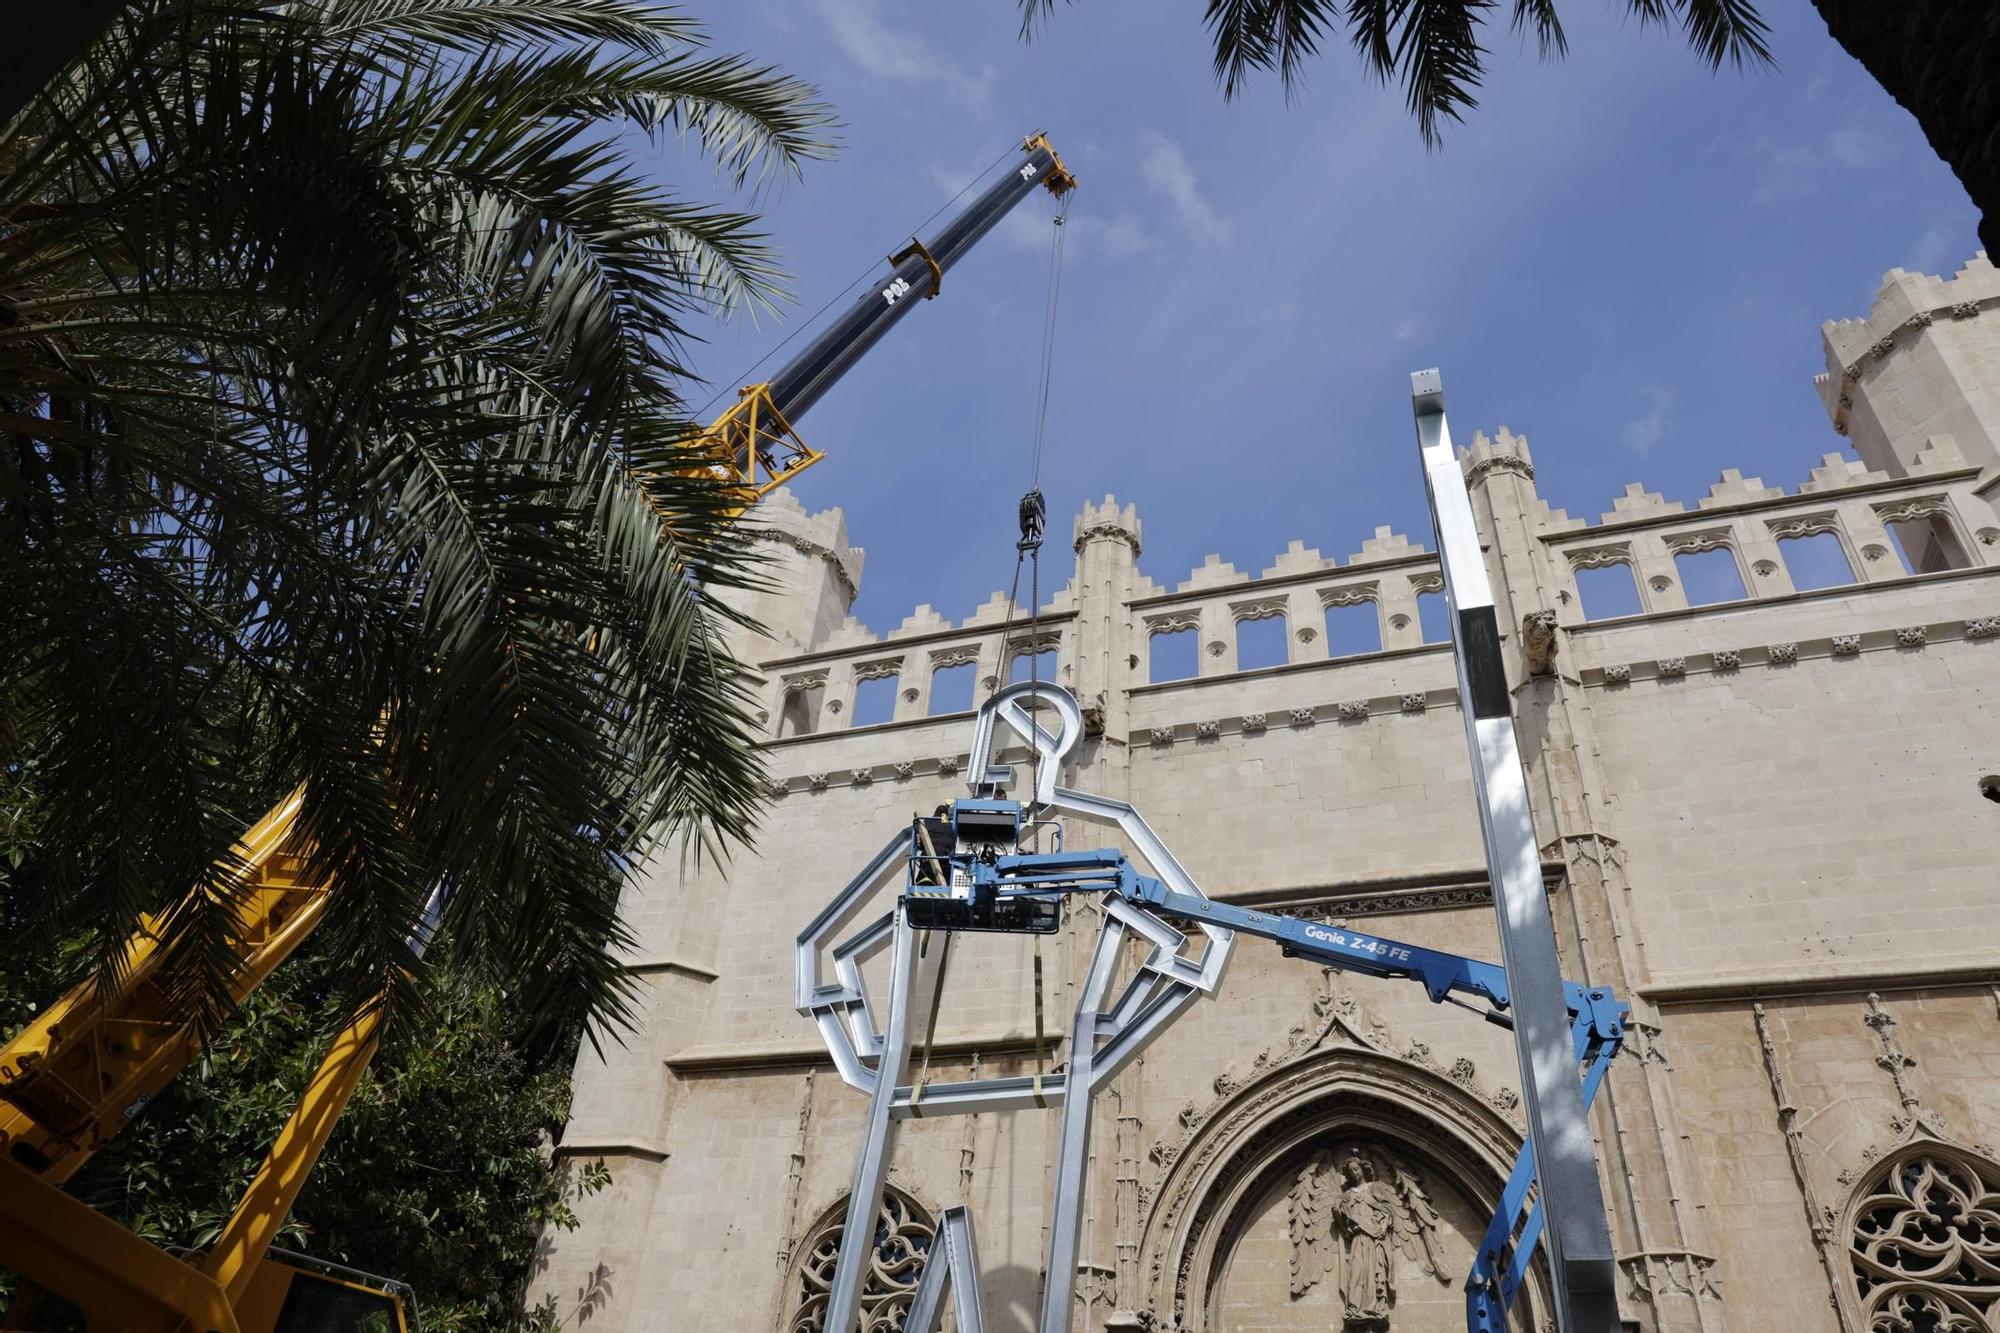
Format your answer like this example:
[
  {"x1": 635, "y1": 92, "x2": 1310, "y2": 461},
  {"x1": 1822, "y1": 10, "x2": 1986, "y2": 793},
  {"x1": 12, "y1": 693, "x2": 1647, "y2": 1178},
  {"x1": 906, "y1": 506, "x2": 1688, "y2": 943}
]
[{"x1": 763, "y1": 145, "x2": 1064, "y2": 425}]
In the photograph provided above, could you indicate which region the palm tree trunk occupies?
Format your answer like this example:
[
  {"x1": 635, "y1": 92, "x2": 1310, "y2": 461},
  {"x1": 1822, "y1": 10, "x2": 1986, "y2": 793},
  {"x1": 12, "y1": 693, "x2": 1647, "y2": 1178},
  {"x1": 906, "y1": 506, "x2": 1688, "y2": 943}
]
[{"x1": 1813, "y1": 1, "x2": 2000, "y2": 256}]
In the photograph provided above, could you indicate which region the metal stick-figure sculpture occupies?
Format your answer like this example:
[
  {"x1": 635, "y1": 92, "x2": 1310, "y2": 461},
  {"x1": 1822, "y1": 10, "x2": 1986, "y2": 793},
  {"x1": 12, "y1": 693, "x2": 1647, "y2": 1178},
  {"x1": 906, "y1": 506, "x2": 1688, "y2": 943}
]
[
  {"x1": 796, "y1": 680, "x2": 1628, "y2": 1333},
  {"x1": 795, "y1": 681, "x2": 1235, "y2": 1333}
]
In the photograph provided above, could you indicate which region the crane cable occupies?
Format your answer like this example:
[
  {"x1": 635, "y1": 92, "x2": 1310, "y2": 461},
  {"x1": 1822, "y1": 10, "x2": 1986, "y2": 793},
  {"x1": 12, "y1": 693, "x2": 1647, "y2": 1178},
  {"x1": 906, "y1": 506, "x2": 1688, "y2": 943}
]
[
  {"x1": 903, "y1": 173, "x2": 1071, "y2": 1121},
  {"x1": 986, "y1": 195, "x2": 1069, "y2": 1110}
]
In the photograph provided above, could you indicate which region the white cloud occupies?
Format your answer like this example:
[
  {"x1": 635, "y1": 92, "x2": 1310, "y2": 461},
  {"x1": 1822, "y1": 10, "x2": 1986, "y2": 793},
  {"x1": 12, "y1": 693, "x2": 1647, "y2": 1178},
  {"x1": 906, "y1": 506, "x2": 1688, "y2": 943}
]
[
  {"x1": 809, "y1": 0, "x2": 993, "y2": 115},
  {"x1": 1088, "y1": 214, "x2": 1159, "y2": 260},
  {"x1": 1138, "y1": 131, "x2": 1232, "y2": 246},
  {"x1": 1707, "y1": 119, "x2": 1895, "y2": 206},
  {"x1": 1908, "y1": 222, "x2": 1958, "y2": 276},
  {"x1": 1620, "y1": 388, "x2": 1674, "y2": 455}
]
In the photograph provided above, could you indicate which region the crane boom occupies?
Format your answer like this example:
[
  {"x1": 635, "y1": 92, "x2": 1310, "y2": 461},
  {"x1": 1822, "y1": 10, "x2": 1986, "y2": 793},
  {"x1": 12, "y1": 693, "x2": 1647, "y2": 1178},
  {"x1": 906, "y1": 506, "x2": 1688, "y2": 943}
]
[{"x1": 701, "y1": 133, "x2": 1073, "y2": 502}]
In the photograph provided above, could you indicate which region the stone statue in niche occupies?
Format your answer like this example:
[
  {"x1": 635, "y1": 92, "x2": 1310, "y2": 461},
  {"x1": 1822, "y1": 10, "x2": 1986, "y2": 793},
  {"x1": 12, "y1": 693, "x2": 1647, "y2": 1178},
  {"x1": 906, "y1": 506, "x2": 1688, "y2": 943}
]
[{"x1": 1288, "y1": 1145, "x2": 1453, "y2": 1328}]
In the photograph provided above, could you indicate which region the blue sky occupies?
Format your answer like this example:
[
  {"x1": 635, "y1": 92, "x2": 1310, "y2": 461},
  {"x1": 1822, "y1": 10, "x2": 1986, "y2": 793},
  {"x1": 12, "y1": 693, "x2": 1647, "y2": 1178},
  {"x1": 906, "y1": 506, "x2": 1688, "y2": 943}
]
[{"x1": 669, "y1": 1, "x2": 1981, "y2": 632}]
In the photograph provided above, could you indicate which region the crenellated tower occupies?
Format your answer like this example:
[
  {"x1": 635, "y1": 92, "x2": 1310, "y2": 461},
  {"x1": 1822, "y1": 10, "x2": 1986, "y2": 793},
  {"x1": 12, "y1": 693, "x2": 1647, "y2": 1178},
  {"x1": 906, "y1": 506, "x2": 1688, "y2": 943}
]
[{"x1": 1818, "y1": 253, "x2": 2000, "y2": 568}]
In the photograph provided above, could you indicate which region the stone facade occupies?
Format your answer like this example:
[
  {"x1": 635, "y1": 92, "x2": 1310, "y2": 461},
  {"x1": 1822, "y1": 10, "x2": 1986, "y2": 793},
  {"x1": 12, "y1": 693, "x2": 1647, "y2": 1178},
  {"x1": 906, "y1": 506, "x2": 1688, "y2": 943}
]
[{"x1": 535, "y1": 256, "x2": 2000, "y2": 1333}]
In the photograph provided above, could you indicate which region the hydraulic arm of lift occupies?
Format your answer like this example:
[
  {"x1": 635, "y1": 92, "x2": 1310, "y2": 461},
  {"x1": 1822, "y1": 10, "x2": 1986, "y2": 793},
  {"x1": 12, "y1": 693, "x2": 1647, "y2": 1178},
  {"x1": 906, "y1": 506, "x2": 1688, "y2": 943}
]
[
  {"x1": 906, "y1": 814, "x2": 1627, "y2": 1333},
  {"x1": 0, "y1": 133, "x2": 1074, "y2": 1333}
]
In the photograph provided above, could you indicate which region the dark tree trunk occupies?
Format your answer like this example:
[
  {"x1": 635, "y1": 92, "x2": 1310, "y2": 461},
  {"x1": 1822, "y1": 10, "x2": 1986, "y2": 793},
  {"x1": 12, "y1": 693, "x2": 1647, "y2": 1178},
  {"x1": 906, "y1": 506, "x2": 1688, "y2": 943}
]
[
  {"x1": 1813, "y1": 0, "x2": 2000, "y2": 257},
  {"x1": 1, "y1": 0, "x2": 132, "y2": 128}
]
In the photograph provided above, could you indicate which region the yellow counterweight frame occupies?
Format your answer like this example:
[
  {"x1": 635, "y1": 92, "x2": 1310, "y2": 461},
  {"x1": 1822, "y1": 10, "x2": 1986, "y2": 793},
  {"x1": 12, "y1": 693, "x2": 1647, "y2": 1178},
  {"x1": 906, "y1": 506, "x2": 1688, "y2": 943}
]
[{"x1": 691, "y1": 381, "x2": 823, "y2": 508}]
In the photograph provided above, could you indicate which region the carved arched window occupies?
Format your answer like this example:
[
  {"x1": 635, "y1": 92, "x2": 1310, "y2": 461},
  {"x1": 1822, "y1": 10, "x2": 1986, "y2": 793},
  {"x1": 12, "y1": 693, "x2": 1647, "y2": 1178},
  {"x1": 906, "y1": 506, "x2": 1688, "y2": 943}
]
[
  {"x1": 791, "y1": 1188, "x2": 937, "y2": 1333},
  {"x1": 1849, "y1": 1143, "x2": 2000, "y2": 1332}
]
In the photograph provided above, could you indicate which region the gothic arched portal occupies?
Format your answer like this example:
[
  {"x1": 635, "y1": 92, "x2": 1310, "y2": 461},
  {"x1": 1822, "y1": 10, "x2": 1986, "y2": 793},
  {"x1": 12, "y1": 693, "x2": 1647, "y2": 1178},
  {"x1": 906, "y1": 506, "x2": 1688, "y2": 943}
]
[{"x1": 1137, "y1": 1047, "x2": 1547, "y2": 1333}]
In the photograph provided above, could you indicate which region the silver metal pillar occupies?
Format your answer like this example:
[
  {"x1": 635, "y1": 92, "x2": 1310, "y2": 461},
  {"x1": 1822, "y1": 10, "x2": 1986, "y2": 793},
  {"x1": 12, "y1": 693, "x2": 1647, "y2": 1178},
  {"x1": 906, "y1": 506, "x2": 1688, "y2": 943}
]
[
  {"x1": 904, "y1": 1206, "x2": 988, "y2": 1333},
  {"x1": 1038, "y1": 913, "x2": 1130, "y2": 1333},
  {"x1": 1409, "y1": 369, "x2": 1620, "y2": 1332},
  {"x1": 822, "y1": 913, "x2": 927, "y2": 1333}
]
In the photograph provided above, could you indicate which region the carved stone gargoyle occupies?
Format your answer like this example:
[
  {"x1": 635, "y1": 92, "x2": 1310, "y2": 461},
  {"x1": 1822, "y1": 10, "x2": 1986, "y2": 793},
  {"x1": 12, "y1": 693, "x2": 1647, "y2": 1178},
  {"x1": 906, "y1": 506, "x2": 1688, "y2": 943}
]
[{"x1": 1521, "y1": 611, "x2": 1560, "y2": 676}]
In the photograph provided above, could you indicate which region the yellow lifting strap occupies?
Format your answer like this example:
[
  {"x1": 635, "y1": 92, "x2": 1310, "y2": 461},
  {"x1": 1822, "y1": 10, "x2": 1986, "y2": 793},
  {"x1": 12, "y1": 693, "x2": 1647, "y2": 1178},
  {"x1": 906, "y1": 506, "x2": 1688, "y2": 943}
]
[
  {"x1": 1031, "y1": 935, "x2": 1047, "y2": 1109},
  {"x1": 908, "y1": 929, "x2": 951, "y2": 1119}
]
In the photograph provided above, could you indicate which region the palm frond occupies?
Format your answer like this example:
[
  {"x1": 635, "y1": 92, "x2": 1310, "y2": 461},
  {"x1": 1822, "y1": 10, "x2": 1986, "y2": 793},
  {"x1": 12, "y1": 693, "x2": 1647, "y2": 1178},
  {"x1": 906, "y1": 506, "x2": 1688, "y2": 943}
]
[
  {"x1": 1015, "y1": 0, "x2": 1773, "y2": 139},
  {"x1": 1667, "y1": 0, "x2": 1772, "y2": 70},
  {"x1": 1511, "y1": 0, "x2": 1566, "y2": 58},
  {"x1": 4, "y1": 0, "x2": 808, "y2": 1037},
  {"x1": 1347, "y1": 0, "x2": 1492, "y2": 146},
  {"x1": 302, "y1": 0, "x2": 697, "y2": 58}
]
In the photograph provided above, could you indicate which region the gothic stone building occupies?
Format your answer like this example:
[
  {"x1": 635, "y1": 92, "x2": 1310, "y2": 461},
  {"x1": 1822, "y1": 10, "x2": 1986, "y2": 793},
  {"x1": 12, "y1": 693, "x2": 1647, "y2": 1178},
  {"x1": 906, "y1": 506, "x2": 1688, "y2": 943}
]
[{"x1": 536, "y1": 256, "x2": 2000, "y2": 1333}]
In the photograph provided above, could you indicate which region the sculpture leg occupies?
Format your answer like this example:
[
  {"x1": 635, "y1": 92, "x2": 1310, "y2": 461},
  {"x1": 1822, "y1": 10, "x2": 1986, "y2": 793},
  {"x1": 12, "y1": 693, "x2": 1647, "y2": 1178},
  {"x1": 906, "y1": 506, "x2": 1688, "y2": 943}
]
[
  {"x1": 823, "y1": 915, "x2": 926, "y2": 1333},
  {"x1": 1037, "y1": 915, "x2": 1129, "y2": 1333},
  {"x1": 903, "y1": 1206, "x2": 986, "y2": 1333}
]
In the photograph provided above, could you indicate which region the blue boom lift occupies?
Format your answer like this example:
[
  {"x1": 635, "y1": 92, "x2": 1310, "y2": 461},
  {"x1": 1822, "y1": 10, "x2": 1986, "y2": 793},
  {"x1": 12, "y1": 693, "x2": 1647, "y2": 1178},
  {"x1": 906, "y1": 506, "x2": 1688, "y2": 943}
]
[{"x1": 903, "y1": 797, "x2": 1627, "y2": 1333}]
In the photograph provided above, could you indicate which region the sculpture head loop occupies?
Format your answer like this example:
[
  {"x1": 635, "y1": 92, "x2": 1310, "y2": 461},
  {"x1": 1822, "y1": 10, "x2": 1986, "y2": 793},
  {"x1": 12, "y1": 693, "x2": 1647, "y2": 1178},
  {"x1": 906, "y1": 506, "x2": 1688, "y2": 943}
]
[{"x1": 964, "y1": 681, "x2": 1083, "y2": 808}]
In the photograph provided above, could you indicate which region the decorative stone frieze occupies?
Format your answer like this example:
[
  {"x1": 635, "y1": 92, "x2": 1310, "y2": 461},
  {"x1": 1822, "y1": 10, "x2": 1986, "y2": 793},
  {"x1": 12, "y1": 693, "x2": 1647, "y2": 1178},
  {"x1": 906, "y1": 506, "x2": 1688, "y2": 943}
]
[
  {"x1": 1292, "y1": 886, "x2": 1492, "y2": 920},
  {"x1": 807, "y1": 773, "x2": 828, "y2": 791},
  {"x1": 1896, "y1": 625, "x2": 1928, "y2": 648},
  {"x1": 765, "y1": 779, "x2": 790, "y2": 799},
  {"x1": 935, "y1": 755, "x2": 960, "y2": 776},
  {"x1": 1231, "y1": 597, "x2": 1286, "y2": 623},
  {"x1": 1148, "y1": 727, "x2": 1175, "y2": 748},
  {"x1": 1400, "y1": 693, "x2": 1428, "y2": 713},
  {"x1": 1568, "y1": 545, "x2": 1632, "y2": 570},
  {"x1": 1664, "y1": 530, "x2": 1733, "y2": 556},
  {"x1": 1241, "y1": 712, "x2": 1267, "y2": 733},
  {"x1": 1768, "y1": 642, "x2": 1799, "y2": 664},
  {"x1": 1337, "y1": 700, "x2": 1370, "y2": 721},
  {"x1": 1465, "y1": 453, "x2": 1535, "y2": 484},
  {"x1": 1712, "y1": 649, "x2": 1741, "y2": 671},
  {"x1": 1875, "y1": 497, "x2": 1949, "y2": 525},
  {"x1": 1967, "y1": 617, "x2": 2000, "y2": 639},
  {"x1": 1657, "y1": 657, "x2": 1686, "y2": 679},
  {"x1": 1832, "y1": 635, "x2": 1862, "y2": 656},
  {"x1": 1619, "y1": 1251, "x2": 1723, "y2": 1306},
  {"x1": 1194, "y1": 720, "x2": 1220, "y2": 740},
  {"x1": 892, "y1": 762, "x2": 914, "y2": 781},
  {"x1": 1769, "y1": 515, "x2": 1840, "y2": 540},
  {"x1": 1289, "y1": 707, "x2": 1315, "y2": 727}
]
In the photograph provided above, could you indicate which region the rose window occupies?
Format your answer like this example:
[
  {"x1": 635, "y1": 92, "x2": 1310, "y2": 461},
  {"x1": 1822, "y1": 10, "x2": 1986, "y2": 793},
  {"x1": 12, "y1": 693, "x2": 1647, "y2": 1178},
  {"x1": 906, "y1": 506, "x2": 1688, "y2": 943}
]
[
  {"x1": 792, "y1": 1190, "x2": 936, "y2": 1333},
  {"x1": 1850, "y1": 1147, "x2": 2000, "y2": 1332}
]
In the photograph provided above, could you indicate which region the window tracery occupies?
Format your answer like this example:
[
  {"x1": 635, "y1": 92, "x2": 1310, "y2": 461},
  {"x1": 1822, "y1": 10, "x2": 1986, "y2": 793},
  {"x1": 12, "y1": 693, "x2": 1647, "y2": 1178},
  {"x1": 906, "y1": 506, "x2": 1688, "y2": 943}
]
[
  {"x1": 792, "y1": 1189, "x2": 936, "y2": 1333},
  {"x1": 1849, "y1": 1144, "x2": 2000, "y2": 1332}
]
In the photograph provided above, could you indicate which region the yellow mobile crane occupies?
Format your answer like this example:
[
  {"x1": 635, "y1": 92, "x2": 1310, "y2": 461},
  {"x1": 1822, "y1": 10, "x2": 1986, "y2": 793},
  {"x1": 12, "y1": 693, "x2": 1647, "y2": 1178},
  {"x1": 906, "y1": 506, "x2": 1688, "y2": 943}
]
[{"x1": 0, "y1": 134, "x2": 1074, "y2": 1333}]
